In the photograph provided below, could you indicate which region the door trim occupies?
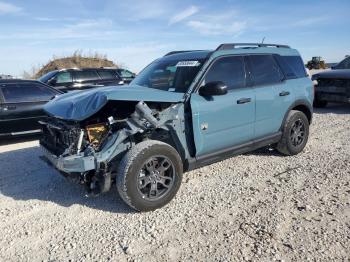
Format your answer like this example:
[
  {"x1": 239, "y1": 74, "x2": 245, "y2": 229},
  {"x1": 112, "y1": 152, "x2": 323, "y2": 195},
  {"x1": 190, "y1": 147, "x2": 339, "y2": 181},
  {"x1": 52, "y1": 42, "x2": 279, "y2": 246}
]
[{"x1": 186, "y1": 132, "x2": 281, "y2": 171}]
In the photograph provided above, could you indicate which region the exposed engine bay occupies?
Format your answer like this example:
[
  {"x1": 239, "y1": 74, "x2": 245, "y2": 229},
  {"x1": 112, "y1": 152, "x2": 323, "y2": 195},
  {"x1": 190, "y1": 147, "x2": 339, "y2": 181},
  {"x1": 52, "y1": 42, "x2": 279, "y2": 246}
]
[{"x1": 40, "y1": 100, "x2": 189, "y2": 195}]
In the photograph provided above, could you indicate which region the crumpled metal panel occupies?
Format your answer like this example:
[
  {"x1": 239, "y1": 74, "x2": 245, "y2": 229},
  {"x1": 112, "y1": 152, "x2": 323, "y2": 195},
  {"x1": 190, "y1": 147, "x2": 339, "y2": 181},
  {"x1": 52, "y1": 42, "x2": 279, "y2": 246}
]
[{"x1": 44, "y1": 85, "x2": 184, "y2": 121}]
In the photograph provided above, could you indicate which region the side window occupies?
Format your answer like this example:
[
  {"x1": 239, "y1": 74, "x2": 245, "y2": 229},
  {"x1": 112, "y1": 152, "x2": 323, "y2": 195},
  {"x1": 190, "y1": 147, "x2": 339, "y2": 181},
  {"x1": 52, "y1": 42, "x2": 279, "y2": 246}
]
[
  {"x1": 249, "y1": 55, "x2": 283, "y2": 86},
  {"x1": 74, "y1": 70, "x2": 99, "y2": 82},
  {"x1": 97, "y1": 70, "x2": 118, "y2": 80},
  {"x1": 276, "y1": 55, "x2": 307, "y2": 78},
  {"x1": 204, "y1": 56, "x2": 246, "y2": 90},
  {"x1": 56, "y1": 72, "x2": 72, "y2": 84},
  {"x1": 1, "y1": 83, "x2": 56, "y2": 103},
  {"x1": 119, "y1": 69, "x2": 134, "y2": 78}
]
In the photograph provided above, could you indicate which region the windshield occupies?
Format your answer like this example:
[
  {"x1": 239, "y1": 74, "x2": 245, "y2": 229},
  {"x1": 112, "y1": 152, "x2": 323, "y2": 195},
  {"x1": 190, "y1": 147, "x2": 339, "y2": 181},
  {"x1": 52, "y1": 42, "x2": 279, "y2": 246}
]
[
  {"x1": 38, "y1": 71, "x2": 57, "y2": 83},
  {"x1": 132, "y1": 58, "x2": 205, "y2": 93}
]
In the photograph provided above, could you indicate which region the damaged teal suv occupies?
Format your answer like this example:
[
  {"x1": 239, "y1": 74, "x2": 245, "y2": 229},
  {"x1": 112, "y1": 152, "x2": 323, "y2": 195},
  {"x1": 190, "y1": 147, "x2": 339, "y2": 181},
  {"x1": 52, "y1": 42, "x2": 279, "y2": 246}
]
[{"x1": 40, "y1": 43, "x2": 313, "y2": 211}]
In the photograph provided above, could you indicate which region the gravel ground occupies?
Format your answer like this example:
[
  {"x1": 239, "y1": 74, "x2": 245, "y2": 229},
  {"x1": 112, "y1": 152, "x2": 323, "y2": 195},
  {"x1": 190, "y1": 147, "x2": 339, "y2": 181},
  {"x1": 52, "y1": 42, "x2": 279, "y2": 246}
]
[{"x1": 0, "y1": 104, "x2": 349, "y2": 261}]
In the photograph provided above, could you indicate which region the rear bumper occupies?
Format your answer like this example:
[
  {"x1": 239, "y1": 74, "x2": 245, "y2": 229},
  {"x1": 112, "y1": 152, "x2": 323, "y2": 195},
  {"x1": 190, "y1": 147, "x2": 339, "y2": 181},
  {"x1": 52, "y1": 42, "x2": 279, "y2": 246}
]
[{"x1": 41, "y1": 146, "x2": 96, "y2": 173}]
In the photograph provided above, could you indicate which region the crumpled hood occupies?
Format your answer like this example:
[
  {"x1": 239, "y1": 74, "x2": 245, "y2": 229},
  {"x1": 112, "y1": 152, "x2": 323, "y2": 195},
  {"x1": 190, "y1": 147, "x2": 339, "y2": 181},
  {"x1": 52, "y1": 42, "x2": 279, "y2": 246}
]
[
  {"x1": 44, "y1": 85, "x2": 184, "y2": 121},
  {"x1": 312, "y1": 69, "x2": 350, "y2": 80}
]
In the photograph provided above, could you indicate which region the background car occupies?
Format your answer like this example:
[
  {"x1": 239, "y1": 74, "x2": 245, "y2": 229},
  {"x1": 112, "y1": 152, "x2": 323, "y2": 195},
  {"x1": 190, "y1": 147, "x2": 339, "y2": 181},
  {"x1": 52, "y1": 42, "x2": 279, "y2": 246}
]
[
  {"x1": 116, "y1": 69, "x2": 136, "y2": 84},
  {"x1": 38, "y1": 68, "x2": 124, "y2": 92},
  {"x1": 312, "y1": 56, "x2": 350, "y2": 107},
  {"x1": 0, "y1": 79, "x2": 62, "y2": 137}
]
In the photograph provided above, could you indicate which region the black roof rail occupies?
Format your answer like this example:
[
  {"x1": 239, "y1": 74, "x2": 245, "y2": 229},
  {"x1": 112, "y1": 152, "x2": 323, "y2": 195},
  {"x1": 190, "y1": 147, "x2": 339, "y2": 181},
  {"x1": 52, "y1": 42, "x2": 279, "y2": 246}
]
[
  {"x1": 164, "y1": 50, "x2": 205, "y2": 57},
  {"x1": 216, "y1": 43, "x2": 290, "y2": 51}
]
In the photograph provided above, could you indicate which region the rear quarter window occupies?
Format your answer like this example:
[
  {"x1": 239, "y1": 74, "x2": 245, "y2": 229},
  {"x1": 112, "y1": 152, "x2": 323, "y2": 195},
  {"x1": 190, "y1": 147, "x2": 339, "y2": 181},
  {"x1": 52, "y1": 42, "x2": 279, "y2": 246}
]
[
  {"x1": 118, "y1": 69, "x2": 134, "y2": 78},
  {"x1": 275, "y1": 55, "x2": 307, "y2": 79}
]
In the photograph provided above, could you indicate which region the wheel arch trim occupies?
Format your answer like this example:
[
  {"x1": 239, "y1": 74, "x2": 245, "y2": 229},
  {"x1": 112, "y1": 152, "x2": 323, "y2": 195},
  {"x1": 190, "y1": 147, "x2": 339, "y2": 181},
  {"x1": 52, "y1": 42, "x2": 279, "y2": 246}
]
[{"x1": 280, "y1": 99, "x2": 313, "y2": 131}]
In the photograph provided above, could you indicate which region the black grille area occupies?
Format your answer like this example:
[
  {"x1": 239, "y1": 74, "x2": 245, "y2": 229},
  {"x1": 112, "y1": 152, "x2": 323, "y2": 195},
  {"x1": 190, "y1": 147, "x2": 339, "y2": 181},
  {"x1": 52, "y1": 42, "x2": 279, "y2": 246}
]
[
  {"x1": 40, "y1": 120, "x2": 81, "y2": 156},
  {"x1": 317, "y1": 78, "x2": 350, "y2": 88}
]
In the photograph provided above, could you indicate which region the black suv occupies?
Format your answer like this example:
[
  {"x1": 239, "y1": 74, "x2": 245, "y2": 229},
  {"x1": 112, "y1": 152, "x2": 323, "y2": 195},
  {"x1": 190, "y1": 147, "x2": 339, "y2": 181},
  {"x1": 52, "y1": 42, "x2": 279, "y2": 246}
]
[
  {"x1": 38, "y1": 68, "x2": 124, "y2": 92},
  {"x1": 0, "y1": 79, "x2": 62, "y2": 137},
  {"x1": 312, "y1": 56, "x2": 350, "y2": 107}
]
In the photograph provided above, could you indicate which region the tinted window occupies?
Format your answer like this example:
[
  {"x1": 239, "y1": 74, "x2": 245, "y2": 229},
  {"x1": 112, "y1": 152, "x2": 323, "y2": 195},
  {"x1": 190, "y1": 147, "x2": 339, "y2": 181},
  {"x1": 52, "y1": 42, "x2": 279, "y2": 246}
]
[
  {"x1": 336, "y1": 57, "x2": 350, "y2": 69},
  {"x1": 249, "y1": 55, "x2": 283, "y2": 86},
  {"x1": 56, "y1": 72, "x2": 72, "y2": 84},
  {"x1": 97, "y1": 70, "x2": 118, "y2": 80},
  {"x1": 275, "y1": 55, "x2": 307, "y2": 78},
  {"x1": 74, "y1": 70, "x2": 99, "y2": 82},
  {"x1": 118, "y1": 69, "x2": 134, "y2": 78},
  {"x1": 38, "y1": 71, "x2": 57, "y2": 83},
  {"x1": 204, "y1": 56, "x2": 246, "y2": 90},
  {"x1": 1, "y1": 83, "x2": 56, "y2": 103}
]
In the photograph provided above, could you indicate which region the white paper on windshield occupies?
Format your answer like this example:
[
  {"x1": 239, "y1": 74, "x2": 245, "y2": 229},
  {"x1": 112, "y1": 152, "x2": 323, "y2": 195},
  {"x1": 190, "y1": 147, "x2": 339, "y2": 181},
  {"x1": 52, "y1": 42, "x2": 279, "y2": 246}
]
[{"x1": 176, "y1": 61, "x2": 200, "y2": 67}]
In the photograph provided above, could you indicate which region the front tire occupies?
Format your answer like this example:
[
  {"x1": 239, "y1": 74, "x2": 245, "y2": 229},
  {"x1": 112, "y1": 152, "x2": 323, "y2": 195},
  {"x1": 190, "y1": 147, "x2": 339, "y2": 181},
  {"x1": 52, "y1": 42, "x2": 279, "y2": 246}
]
[
  {"x1": 277, "y1": 110, "x2": 309, "y2": 156},
  {"x1": 117, "y1": 140, "x2": 183, "y2": 212}
]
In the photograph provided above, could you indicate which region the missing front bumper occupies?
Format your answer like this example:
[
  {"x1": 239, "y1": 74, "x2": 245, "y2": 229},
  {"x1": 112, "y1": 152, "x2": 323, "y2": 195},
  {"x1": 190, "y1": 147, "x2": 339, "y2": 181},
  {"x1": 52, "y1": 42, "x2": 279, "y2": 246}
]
[{"x1": 41, "y1": 146, "x2": 96, "y2": 173}]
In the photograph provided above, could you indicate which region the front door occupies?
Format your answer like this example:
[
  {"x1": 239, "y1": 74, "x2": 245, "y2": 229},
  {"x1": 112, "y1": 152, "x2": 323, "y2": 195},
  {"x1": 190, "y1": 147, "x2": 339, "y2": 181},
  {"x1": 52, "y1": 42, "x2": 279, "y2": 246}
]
[
  {"x1": 190, "y1": 55, "x2": 256, "y2": 157},
  {"x1": 53, "y1": 71, "x2": 74, "y2": 91},
  {"x1": 0, "y1": 82, "x2": 55, "y2": 135}
]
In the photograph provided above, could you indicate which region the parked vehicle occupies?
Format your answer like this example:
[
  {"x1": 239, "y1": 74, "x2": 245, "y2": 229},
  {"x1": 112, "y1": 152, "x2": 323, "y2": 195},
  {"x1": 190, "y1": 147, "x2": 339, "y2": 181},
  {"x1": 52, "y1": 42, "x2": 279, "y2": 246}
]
[
  {"x1": 38, "y1": 68, "x2": 124, "y2": 92},
  {"x1": 0, "y1": 74, "x2": 14, "y2": 80},
  {"x1": 0, "y1": 80, "x2": 62, "y2": 137},
  {"x1": 306, "y1": 56, "x2": 327, "y2": 70},
  {"x1": 116, "y1": 69, "x2": 136, "y2": 84},
  {"x1": 40, "y1": 43, "x2": 313, "y2": 211},
  {"x1": 312, "y1": 56, "x2": 350, "y2": 107}
]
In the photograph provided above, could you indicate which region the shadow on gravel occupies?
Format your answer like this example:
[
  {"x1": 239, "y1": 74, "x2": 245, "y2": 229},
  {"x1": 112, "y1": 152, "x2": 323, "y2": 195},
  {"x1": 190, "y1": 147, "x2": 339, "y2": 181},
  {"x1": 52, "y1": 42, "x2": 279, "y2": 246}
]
[
  {"x1": 245, "y1": 147, "x2": 284, "y2": 157},
  {"x1": 313, "y1": 103, "x2": 350, "y2": 115},
  {"x1": 0, "y1": 146, "x2": 134, "y2": 214}
]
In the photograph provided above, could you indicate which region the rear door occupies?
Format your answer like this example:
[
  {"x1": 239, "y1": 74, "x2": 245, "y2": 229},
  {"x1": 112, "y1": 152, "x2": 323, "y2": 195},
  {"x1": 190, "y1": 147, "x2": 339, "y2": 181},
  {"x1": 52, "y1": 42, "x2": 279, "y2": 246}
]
[
  {"x1": 246, "y1": 54, "x2": 294, "y2": 138},
  {"x1": 0, "y1": 82, "x2": 58, "y2": 135},
  {"x1": 72, "y1": 70, "x2": 101, "y2": 90},
  {"x1": 97, "y1": 69, "x2": 123, "y2": 86},
  {"x1": 190, "y1": 55, "x2": 256, "y2": 157}
]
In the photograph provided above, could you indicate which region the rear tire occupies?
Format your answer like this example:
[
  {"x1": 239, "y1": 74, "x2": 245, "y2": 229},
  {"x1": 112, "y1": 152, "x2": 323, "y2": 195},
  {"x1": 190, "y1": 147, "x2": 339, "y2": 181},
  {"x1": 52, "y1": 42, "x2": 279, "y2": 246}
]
[
  {"x1": 117, "y1": 140, "x2": 183, "y2": 212},
  {"x1": 277, "y1": 110, "x2": 309, "y2": 156}
]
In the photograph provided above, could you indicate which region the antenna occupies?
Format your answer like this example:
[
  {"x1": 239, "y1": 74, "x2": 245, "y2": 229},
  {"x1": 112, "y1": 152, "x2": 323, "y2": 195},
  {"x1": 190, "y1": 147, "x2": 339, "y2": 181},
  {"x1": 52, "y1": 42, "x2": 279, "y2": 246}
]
[{"x1": 261, "y1": 37, "x2": 266, "y2": 44}]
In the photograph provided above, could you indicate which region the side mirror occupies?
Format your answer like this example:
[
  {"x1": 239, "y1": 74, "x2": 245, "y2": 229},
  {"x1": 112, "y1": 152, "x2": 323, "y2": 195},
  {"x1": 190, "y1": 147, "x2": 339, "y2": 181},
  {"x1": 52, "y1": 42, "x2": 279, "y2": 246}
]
[{"x1": 199, "y1": 81, "x2": 228, "y2": 96}]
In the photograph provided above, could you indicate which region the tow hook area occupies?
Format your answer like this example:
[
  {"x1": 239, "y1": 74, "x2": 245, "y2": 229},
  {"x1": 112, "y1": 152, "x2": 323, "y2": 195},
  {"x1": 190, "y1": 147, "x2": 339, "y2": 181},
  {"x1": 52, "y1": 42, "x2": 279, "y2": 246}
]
[{"x1": 84, "y1": 171, "x2": 112, "y2": 196}]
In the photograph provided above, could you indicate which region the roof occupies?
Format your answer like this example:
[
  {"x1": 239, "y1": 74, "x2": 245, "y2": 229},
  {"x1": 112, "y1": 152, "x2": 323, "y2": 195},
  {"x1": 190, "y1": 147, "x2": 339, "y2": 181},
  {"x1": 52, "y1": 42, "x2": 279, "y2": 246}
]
[
  {"x1": 161, "y1": 43, "x2": 299, "y2": 62},
  {"x1": 161, "y1": 50, "x2": 212, "y2": 61},
  {"x1": 58, "y1": 67, "x2": 118, "y2": 72}
]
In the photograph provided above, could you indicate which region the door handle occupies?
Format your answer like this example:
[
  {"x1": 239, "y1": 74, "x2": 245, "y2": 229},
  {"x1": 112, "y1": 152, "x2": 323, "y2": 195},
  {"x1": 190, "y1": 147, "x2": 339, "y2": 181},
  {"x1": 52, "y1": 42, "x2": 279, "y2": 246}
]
[
  {"x1": 237, "y1": 98, "x2": 251, "y2": 104},
  {"x1": 3, "y1": 105, "x2": 16, "y2": 111},
  {"x1": 279, "y1": 91, "x2": 290, "y2": 97}
]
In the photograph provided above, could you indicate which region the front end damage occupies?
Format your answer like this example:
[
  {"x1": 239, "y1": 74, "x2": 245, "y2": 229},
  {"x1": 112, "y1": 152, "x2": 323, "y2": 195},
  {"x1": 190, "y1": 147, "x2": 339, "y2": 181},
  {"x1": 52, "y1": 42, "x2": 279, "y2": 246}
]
[{"x1": 40, "y1": 100, "x2": 188, "y2": 195}]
